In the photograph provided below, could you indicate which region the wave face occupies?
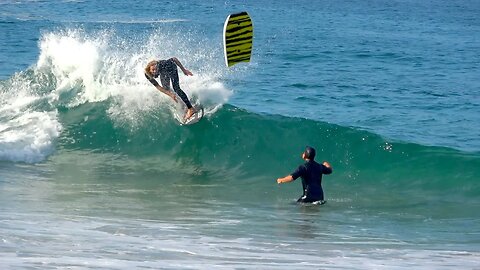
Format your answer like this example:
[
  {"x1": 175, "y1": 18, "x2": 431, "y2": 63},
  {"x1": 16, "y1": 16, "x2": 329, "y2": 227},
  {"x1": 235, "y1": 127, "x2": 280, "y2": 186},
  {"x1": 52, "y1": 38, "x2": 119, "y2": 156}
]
[
  {"x1": 58, "y1": 101, "x2": 480, "y2": 197},
  {"x1": 14, "y1": 97, "x2": 477, "y2": 222}
]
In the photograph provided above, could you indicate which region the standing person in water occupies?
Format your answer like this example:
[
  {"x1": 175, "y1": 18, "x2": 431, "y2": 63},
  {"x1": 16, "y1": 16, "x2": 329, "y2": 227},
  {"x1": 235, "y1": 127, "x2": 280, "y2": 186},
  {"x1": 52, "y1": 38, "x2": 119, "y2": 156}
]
[
  {"x1": 277, "y1": 146, "x2": 333, "y2": 204},
  {"x1": 145, "y1": 57, "x2": 195, "y2": 120}
]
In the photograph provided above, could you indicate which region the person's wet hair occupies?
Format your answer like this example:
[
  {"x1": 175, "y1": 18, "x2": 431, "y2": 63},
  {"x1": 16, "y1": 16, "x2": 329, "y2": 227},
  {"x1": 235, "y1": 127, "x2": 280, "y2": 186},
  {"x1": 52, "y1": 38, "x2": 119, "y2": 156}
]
[
  {"x1": 304, "y1": 146, "x2": 316, "y2": 160},
  {"x1": 144, "y1": 60, "x2": 157, "y2": 79}
]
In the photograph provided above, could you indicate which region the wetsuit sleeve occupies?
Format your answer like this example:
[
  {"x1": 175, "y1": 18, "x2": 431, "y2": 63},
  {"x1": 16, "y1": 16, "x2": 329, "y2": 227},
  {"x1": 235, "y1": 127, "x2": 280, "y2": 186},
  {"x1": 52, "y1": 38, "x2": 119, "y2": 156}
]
[
  {"x1": 291, "y1": 165, "x2": 306, "y2": 180},
  {"x1": 322, "y1": 164, "x2": 333, "y2": 175},
  {"x1": 145, "y1": 73, "x2": 160, "y2": 87}
]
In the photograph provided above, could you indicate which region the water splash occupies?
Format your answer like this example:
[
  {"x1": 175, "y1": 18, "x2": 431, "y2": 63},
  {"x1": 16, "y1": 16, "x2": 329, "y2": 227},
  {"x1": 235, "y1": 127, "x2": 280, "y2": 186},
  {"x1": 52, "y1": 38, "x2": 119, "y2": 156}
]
[{"x1": 0, "y1": 26, "x2": 233, "y2": 163}]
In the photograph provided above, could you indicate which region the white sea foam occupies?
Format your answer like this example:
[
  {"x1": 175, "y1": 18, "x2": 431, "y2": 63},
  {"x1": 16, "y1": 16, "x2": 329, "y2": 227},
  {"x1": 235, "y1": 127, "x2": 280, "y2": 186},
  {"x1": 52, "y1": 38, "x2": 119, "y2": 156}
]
[
  {"x1": 0, "y1": 110, "x2": 61, "y2": 163},
  {"x1": 0, "y1": 71, "x2": 62, "y2": 163},
  {"x1": 35, "y1": 28, "x2": 231, "y2": 121},
  {"x1": 1, "y1": 27, "x2": 232, "y2": 162},
  {"x1": 36, "y1": 29, "x2": 108, "y2": 106},
  {"x1": 1, "y1": 210, "x2": 479, "y2": 269}
]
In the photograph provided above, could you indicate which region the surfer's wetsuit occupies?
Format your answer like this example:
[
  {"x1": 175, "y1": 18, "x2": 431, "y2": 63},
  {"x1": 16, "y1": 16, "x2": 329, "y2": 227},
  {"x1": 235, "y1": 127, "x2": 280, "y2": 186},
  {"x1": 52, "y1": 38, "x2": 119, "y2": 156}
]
[
  {"x1": 291, "y1": 160, "x2": 333, "y2": 203},
  {"x1": 145, "y1": 58, "x2": 193, "y2": 109}
]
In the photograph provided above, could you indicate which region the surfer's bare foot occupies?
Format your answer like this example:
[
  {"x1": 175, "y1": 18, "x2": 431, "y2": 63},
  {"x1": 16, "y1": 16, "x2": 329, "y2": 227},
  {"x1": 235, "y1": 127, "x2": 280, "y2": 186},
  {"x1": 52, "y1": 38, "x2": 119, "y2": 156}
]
[{"x1": 184, "y1": 108, "x2": 195, "y2": 120}]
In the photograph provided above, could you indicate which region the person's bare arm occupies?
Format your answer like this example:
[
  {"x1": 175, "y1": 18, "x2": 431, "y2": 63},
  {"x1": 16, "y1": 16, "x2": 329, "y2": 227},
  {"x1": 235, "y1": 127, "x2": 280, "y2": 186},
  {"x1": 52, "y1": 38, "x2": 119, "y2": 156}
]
[
  {"x1": 155, "y1": 84, "x2": 177, "y2": 102},
  {"x1": 277, "y1": 175, "x2": 294, "y2": 184},
  {"x1": 145, "y1": 74, "x2": 177, "y2": 102}
]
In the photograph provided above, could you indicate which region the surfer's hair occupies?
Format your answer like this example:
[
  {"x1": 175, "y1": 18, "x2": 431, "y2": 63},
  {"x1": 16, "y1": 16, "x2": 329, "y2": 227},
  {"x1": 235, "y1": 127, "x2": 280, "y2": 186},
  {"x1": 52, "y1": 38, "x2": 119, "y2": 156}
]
[
  {"x1": 304, "y1": 146, "x2": 316, "y2": 160},
  {"x1": 144, "y1": 60, "x2": 157, "y2": 79}
]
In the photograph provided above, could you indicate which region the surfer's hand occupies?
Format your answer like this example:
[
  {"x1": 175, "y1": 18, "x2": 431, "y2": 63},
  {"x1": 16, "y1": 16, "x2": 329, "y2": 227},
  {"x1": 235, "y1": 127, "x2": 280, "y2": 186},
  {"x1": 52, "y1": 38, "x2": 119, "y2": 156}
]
[
  {"x1": 170, "y1": 93, "x2": 178, "y2": 103},
  {"x1": 183, "y1": 69, "x2": 193, "y2": 76}
]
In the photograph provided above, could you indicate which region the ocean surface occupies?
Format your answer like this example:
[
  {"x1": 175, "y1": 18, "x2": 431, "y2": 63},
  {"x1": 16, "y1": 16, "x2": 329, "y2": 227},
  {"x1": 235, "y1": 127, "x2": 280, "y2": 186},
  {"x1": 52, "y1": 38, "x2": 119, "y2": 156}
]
[{"x1": 1, "y1": 0, "x2": 479, "y2": 269}]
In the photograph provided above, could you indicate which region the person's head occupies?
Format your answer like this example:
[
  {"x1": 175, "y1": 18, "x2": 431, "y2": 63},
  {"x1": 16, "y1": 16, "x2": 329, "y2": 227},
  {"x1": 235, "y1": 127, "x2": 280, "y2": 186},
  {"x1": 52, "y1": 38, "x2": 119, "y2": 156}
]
[
  {"x1": 302, "y1": 146, "x2": 316, "y2": 161},
  {"x1": 144, "y1": 60, "x2": 158, "y2": 79}
]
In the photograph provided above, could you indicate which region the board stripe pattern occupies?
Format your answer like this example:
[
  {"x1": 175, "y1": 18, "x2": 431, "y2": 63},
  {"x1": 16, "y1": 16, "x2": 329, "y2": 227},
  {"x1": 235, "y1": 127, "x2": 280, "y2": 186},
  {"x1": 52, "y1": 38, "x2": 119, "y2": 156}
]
[{"x1": 223, "y1": 11, "x2": 253, "y2": 67}]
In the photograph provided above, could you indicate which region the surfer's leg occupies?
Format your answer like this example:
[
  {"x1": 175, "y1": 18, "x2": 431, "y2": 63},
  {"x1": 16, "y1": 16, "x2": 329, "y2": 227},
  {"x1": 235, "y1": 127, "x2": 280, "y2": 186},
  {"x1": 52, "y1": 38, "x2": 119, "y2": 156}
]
[
  {"x1": 167, "y1": 62, "x2": 193, "y2": 109},
  {"x1": 156, "y1": 60, "x2": 171, "y2": 90},
  {"x1": 159, "y1": 72, "x2": 171, "y2": 90}
]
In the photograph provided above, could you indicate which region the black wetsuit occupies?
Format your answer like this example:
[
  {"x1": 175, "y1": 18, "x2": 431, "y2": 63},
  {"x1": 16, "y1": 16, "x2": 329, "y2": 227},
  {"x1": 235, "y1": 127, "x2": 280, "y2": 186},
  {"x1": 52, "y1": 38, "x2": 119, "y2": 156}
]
[
  {"x1": 291, "y1": 160, "x2": 332, "y2": 203},
  {"x1": 145, "y1": 58, "x2": 193, "y2": 109}
]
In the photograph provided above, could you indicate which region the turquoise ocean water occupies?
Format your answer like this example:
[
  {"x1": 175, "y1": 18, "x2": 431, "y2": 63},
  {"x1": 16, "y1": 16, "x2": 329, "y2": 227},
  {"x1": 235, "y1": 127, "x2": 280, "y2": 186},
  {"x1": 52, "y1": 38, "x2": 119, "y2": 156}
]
[{"x1": 1, "y1": 0, "x2": 479, "y2": 268}]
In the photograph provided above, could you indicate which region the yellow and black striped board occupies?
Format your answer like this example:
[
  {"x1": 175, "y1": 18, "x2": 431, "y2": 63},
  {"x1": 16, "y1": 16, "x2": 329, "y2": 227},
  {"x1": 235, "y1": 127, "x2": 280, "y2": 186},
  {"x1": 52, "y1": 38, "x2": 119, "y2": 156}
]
[{"x1": 223, "y1": 11, "x2": 253, "y2": 67}]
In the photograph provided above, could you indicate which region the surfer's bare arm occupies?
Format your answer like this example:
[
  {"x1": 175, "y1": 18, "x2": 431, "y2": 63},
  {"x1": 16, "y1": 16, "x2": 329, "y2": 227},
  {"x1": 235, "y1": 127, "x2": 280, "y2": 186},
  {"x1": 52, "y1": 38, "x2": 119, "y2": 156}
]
[
  {"x1": 277, "y1": 175, "x2": 294, "y2": 184},
  {"x1": 145, "y1": 74, "x2": 177, "y2": 102},
  {"x1": 171, "y1": 57, "x2": 193, "y2": 76}
]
